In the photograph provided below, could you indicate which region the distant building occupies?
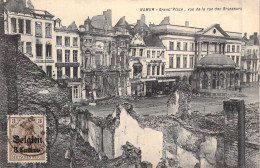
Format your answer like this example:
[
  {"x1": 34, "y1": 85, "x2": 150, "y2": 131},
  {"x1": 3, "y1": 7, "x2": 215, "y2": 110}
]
[
  {"x1": 129, "y1": 15, "x2": 167, "y2": 96},
  {"x1": 79, "y1": 10, "x2": 131, "y2": 100},
  {"x1": 151, "y1": 17, "x2": 242, "y2": 91},
  {"x1": 241, "y1": 32, "x2": 259, "y2": 86},
  {"x1": 54, "y1": 19, "x2": 82, "y2": 102}
]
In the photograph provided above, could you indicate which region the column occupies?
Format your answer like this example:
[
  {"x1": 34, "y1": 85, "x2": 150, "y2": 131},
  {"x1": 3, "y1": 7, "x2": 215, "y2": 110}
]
[
  {"x1": 207, "y1": 42, "x2": 209, "y2": 55},
  {"x1": 143, "y1": 82, "x2": 147, "y2": 96},
  {"x1": 223, "y1": 43, "x2": 226, "y2": 54},
  {"x1": 198, "y1": 41, "x2": 202, "y2": 62},
  {"x1": 219, "y1": 43, "x2": 222, "y2": 54}
]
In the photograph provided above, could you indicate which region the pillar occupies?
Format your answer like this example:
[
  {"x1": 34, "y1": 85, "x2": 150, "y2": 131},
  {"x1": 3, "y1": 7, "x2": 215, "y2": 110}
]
[{"x1": 223, "y1": 99, "x2": 245, "y2": 168}]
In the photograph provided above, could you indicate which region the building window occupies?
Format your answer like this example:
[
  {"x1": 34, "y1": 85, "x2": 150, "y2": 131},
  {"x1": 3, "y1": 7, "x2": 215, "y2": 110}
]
[
  {"x1": 176, "y1": 55, "x2": 180, "y2": 68},
  {"x1": 152, "y1": 50, "x2": 155, "y2": 58},
  {"x1": 236, "y1": 56, "x2": 239, "y2": 66},
  {"x1": 36, "y1": 44, "x2": 42, "y2": 58},
  {"x1": 232, "y1": 45, "x2": 235, "y2": 53},
  {"x1": 227, "y1": 45, "x2": 230, "y2": 53},
  {"x1": 35, "y1": 22, "x2": 42, "y2": 36},
  {"x1": 18, "y1": 19, "x2": 24, "y2": 34},
  {"x1": 139, "y1": 49, "x2": 143, "y2": 56},
  {"x1": 11, "y1": 18, "x2": 16, "y2": 33},
  {"x1": 73, "y1": 67, "x2": 78, "y2": 78},
  {"x1": 45, "y1": 23, "x2": 52, "y2": 37},
  {"x1": 73, "y1": 37, "x2": 78, "y2": 46},
  {"x1": 190, "y1": 43, "x2": 194, "y2": 51},
  {"x1": 132, "y1": 48, "x2": 136, "y2": 56},
  {"x1": 46, "y1": 66, "x2": 52, "y2": 78},
  {"x1": 147, "y1": 65, "x2": 151, "y2": 75},
  {"x1": 65, "y1": 67, "x2": 70, "y2": 77},
  {"x1": 232, "y1": 56, "x2": 235, "y2": 61},
  {"x1": 39, "y1": 66, "x2": 42, "y2": 69},
  {"x1": 169, "y1": 41, "x2": 174, "y2": 50},
  {"x1": 237, "y1": 45, "x2": 240, "y2": 53},
  {"x1": 183, "y1": 56, "x2": 187, "y2": 68},
  {"x1": 26, "y1": 20, "x2": 31, "y2": 34},
  {"x1": 26, "y1": 42, "x2": 32, "y2": 55},
  {"x1": 121, "y1": 41, "x2": 125, "y2": 47},
  {"x1": 147, "y1": 50, "x2": 150, "y2": 58},
  {"x1": 161, "y1": 51, "x2": 164, "y2": 58},
  {"x1": 161, "y1": 65, "x2": 165, "y2": 75},
  {"x1": 177, "y1": 42, "x2": 181, "y2": 50},
  {"x1": 65, "y1": 37, "x2": 70, "y2": 47},
  {"x1": 73, "y1": 86, "x2": 79, "y2": 99},
  {"x1": 190, "y1": 56, "x2": 194, "y2": 68},
  {"x1": 73, "y1": 50, "x2": 78, "y2": 62},
  {"x1": 157, "y1": 51, "x2": 160, "y2": 58},
  {"x1": 57, "y1": 49, "x2": 62, "y2": 62},
  {"x1": 56, "y1": 36, "x2": 62, "y2": 46},
  {"x1": 183, "y1": 42, "x2": 188, "y2": 51},
  {"x1": 152, "y1": 66, "x2": 155, "y2": 75},
  {"x1": 65, "y1": 50, "x2": 70, "y2": 62},
  {"x1": 157, "y1": 65, "x2": 160, "y2": 75},
  {"x1": 46, "y1": 44, "x2": 52, "y2": 58},
  {"x1": 169, "y1": 55, "x2": 174, "y2": 68},
  {"x1": 57, "y1": 67, "x2": 62, "y2": 79}
]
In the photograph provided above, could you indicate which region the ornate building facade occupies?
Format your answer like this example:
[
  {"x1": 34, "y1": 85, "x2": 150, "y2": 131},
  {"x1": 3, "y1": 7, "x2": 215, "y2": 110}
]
[{"x1": 79, "y1": 10, "x2": 131, "y2": 100}]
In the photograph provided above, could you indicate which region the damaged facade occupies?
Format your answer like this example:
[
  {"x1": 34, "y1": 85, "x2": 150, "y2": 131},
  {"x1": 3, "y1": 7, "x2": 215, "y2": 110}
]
[{"x1": 79, "y1": 10, "x2": 131, "y2": 100}]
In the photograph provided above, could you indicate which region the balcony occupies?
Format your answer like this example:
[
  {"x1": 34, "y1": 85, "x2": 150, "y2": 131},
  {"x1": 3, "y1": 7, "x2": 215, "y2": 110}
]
[{"x1": 55, "y1": 62, "x2": 80, "y2": 67}]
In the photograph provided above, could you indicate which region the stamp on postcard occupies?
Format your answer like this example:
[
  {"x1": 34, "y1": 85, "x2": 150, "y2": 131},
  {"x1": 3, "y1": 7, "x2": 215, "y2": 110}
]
[{"x1": 7, "y1": 115, "x2": 47, "y2": 163}]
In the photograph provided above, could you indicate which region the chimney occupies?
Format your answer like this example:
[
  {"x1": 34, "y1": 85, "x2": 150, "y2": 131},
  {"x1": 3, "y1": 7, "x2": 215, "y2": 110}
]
[
  {"x1": 185, "y1": 21, "x2": 189, "y2": 27},
  {"x1": 141, "y1": 14, "x2": 145, "y2": 23},
  {"x1": 253, "y1": 32, "x2": 258, "y2": 45},
  {"x1": 103, "y1": 9, "x2": 112, "y2": 27},
  {"x1": 149, "y1": 22, "x2": 155, "y2": 29},
  {"x1": 244, "y1": 33, "x2": 247, "y2": 38}
]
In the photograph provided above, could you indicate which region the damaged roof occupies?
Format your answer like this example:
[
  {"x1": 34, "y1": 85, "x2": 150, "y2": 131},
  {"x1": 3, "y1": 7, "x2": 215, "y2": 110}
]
[
  {"x1": 143, "y1": 34, "x2": 164, "y2": 48},
  {"x1": 115, "y1": 16, "x2": 135, "y2": 35},
  {"x1": 67, "y1": 21, "x2": 78, "y2": 31},
  {"x1": 4, "y1": 0, "x2": 54, "y2": 18}
]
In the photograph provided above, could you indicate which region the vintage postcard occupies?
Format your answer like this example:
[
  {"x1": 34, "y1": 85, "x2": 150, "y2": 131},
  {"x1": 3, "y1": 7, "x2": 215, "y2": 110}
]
[{"x1": 0, "y1": 0, "x2": 259, "y2": 167}]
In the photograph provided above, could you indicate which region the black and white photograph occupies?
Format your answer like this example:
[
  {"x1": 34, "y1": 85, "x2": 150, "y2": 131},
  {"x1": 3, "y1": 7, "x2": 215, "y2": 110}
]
[{"x1": 0, "y1": 0, "x2": 259, "y2": 167}]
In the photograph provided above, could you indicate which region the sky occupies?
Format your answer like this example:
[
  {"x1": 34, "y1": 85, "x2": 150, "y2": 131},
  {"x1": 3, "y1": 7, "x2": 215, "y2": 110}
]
[{"x1": 30, "y1": 0, "x2": 259, "y2": 35}]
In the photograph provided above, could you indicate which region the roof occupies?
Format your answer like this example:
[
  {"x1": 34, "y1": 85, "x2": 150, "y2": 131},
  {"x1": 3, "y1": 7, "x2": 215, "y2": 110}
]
[
  {"x1": 114, "y1": 16, "x2": 134, "y2": 35},
  {"x1": 197, "y1": 24, "x2": 230, "y2": 37},
  {"x1": 197, "y1": 54, "x2": 236, "y2": 68},
  {"x1": 67, "y1": 21, "x2": 78, "y2": 31},
  {"x1": 133, "y1": 20, "x2": 151, "y2": 34},
  {"x1": 143, "y1": 34, "x2": 164, "y2": 48},
  {"x1": 4, "y1": 0, "x2": 54, "y2": 18},
  {"x1": 159, "y1": 16, "x2": 170, "y2": 25}
]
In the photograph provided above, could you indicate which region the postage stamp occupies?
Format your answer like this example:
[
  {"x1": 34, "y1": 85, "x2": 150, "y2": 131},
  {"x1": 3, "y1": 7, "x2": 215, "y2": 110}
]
[{"x1": 7, "y1": 115, "x2": 47, "y2": 163}]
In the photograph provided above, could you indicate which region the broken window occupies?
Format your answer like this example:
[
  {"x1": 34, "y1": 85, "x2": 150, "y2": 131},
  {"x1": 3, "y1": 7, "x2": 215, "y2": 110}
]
[
  {"x1": 157, "y1": 65, "x2": 160, "y2": 75},
  {"x1": 177, "y1": 42, "x2": 181, "y2": 50},
  {"x1": 169, "y1": 55, "x2": 174, "y2": 68},
  {"x1": 65, "y1": 67, "x2": 70, "y2": 77},
  {"x1": 57, "y1": 67, "x2": 62, "y2": 78},
  {"x1": 26, "y1": 20, "x2": 31, "y2": 34},
  {"x1": 26, "y1": 42, "x2": 32, "y2": 55},
  {"x1": 152, "y1": 66, "x2": 155, "y2": 75},
  {"x1": 73, "y1": 86, "x2": 79, "y2": 98},
  {"x1": 46, "y1": 66, "x2": 52, "y2": 78},
  {"x1": 152, "y1": 50, "x2": 155, "y2": 58},
  {"x1": 36, "y1": 44, "x2": 42, "y2": 58},
  {"x1": 169, "y1": 41, "x2": 174, "y2": 50},
  {"x1": 183, "y1": 55, "x2": 187, "y2": 68},
  {"x1": 73, "y1": 37, "x2": 78, "y2": 46},
  {"x1": 46, "y1": 44, "x2": 52, "y2": 58},
  {"x1": 56, "y1": 36, "x2": 62, "y2": 46},
  {"x1": 65, "y1": 37, "x2": 70, "y2": 47},
  {"x1": 18, "y1": 19, "x2": 24, "y2": 34},
  {"x1": 176, "y1": 55, "x2": 180, "y2": 68},
  {"x1": 65, "y1": 50, "x2": 70, "y2": 62},
  {"x1": 132, "y1": 48, "x2": 136, "y2": 56},
  {"x1": 45, "y1": 23, "x2": 52, "y2": 37},
  {"x1": 161, "y1": 65, "x2": 165, "y2": 75},
  {"x1": 147, "y1": 50, "x2": 150, "y2": 58},
  {"x1": 57, "y1": 49, "x2": 62, "y2": 62},
  {"x1": 190, "y1": 55, "x2": 194, "y2": 68},
  {"x1": 73, "y1": 67, "x2": 78, "y2": 78},
  {"x1": 11, "y1": 18, "x2": 16, "y2": 33},
  {"x1": 73, "y1": 50, "x2": 78, "y2": 62},
  {"x1": 139, "y1": 49, "x2": 143, "y2": 56},
  {"x1": 157, "y1": 51, "x2": 160, "y2": 58},
  {"x1": 35, "y1": 22, "x2": 42, "y2": 36}
]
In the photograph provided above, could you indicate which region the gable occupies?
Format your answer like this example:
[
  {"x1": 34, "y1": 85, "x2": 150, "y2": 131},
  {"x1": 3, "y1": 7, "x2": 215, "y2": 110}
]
[
  {"x1": 202, "y1": 24, "x2": 230, "y2": 37},
  {"x1": 130, "y1": 34, "x2": 145, "y2": 46}
]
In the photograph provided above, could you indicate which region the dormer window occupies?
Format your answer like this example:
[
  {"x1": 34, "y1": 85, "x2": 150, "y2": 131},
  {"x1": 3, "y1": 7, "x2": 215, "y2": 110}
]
[{"x1": 213, "y1": 29, "x2": 216, "y2": 34}]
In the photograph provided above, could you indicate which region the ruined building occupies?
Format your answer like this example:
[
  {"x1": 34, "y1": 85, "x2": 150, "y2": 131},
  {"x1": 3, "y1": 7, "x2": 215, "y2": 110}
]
[{"x1": 79, "y1": 10, "x2": 131, "y2": 100}]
